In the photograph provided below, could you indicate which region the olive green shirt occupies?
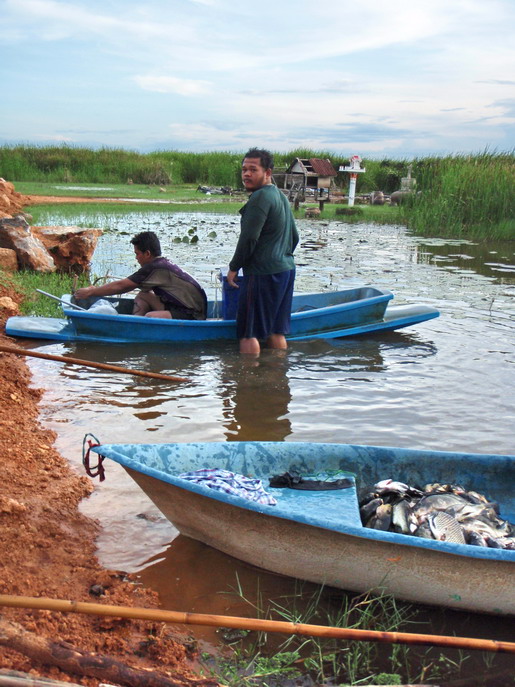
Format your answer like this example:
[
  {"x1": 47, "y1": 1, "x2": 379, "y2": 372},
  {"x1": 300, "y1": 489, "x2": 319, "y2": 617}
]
[{"x1": 229, "y1": 184, "x2": 299, "y2": 275}]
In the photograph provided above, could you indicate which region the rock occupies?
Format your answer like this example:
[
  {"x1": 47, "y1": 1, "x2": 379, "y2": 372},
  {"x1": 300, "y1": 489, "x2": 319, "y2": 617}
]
[
  {"x1": 370, "y1": 191, "x2": 385, "y2": 205},
  {"x1": 0, "y1": 296, "x2": 19, "y2": 315},
  {"x1": 0, "y1": 178, "x2": 29, "y2": 217},
  {"x1": 0, "y1": 247, "x2": 18, "y2": 272},
  {"x1": 0, "y1": 496, "x2": 27, "y2": 514},
  {"x1": 0, "y1": 217, "x2": 56, "y2": 272},
  {"x1": 33, "y1": 226, "x2": 103, "y2": 273},
  {"x1": 305, "y1": 207, "x2": 321, "y2": 218}
]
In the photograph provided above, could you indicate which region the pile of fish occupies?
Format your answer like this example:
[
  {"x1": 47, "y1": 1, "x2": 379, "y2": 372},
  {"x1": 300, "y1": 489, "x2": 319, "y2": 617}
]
[{"x1": 359, "y1": 479, "x2": 514, "y2": 549}]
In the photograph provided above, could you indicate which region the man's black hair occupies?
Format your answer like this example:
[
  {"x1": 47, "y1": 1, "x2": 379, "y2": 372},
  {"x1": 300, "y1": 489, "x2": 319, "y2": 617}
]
[
  {"x1": 131, "y1": 231, "x2": 161, "y2": 256},
  {"x1": 242, "y1": 148, "x2": 274, "y2": 170}
]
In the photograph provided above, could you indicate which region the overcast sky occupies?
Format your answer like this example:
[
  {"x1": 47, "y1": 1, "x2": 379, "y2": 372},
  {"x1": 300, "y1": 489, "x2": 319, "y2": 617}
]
[{"x1": 1, "y1": 0, "x2": 514, "y2": 158}]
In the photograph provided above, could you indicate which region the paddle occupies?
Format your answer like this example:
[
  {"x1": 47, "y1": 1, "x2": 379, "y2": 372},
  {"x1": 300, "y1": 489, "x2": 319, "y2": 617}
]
[
  {"x1": 0, "y1": 345, "x2": 189, "y2": 383},
  {"x1": 36, "y1": 289, "x2": 87, "y2": 311},
  {"x1": 0, "y1": 595, "x2": 513, "y2": 654}
]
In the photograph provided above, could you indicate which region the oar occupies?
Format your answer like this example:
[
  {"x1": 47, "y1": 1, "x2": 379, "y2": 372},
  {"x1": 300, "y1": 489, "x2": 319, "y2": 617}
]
[
  {"x1": 0, "y1": 345, "x2": 189, "y2": 383},
  {"x1": 36, "y1": 289, "x2": 87, "y2": 311},
  {"x1": 0, "y1": 595, "x2": 513, "y2": 654}
]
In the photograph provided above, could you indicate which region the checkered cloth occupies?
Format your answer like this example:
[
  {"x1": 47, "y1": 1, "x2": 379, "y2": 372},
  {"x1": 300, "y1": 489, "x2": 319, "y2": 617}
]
[{"x1": 178, "y1": 468, "x2": 277, "y2": 506}]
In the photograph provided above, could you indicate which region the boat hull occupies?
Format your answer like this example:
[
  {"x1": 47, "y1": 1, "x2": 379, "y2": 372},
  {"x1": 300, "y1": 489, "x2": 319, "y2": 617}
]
[
  {"x1": 126, "y1": 468, "x2": 513, "y2": 615},
  {"x1": 90, "y1": 441, "x2": 515, "y2": 615},
  {"x1": 5, "y1": 286, "x2": 439, "y2": 343}
]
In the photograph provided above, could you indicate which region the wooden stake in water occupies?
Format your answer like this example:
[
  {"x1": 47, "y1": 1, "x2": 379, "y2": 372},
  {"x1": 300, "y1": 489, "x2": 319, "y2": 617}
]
[{"x1": 0, "y1": 345, "x2": 189, "y2": 383}]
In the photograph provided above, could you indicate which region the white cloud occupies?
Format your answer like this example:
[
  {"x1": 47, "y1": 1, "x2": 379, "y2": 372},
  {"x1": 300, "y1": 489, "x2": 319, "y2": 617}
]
[
  {"x1": 2, "y1": 0, "x2": 514, "y2": 154},
  {"x1": 134, "y1": 75, "x2": 211, "y2": 96}
]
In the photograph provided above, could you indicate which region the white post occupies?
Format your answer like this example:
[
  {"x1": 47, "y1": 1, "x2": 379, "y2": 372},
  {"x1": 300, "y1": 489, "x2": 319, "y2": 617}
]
[
  {"x1": 348, "y1": 173, "x2": 357, "y2": 207},
  {"x1": 339, "y1": 155, "x2": 365, "y2": 207}
]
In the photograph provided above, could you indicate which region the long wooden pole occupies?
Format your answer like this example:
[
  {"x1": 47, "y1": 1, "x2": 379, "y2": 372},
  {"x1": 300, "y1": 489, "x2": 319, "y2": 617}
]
[
  {"x1": 0, "y1": 345, "x2": 188, "y2": 383},
  {"x1": 0, "y1": 595, "x2": 513, "y2": 654}
]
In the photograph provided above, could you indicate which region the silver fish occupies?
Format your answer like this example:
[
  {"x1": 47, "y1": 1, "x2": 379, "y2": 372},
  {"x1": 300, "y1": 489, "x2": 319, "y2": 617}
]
[
  {"x1": 414, "y1": 493, "x2": 469, "y2": 520},
  {"x1": 484, "y1": 535, "x2": 503, "y2": 549},
  {"x1": 464, "y1": 529, "x2": 488, "y2": 547},
  {"x1": 392, "y1": 499, "x2": 412, "y2": 534},
  {"x1": 428, "y1": 512, "x2": 466, "y2": 544},
  {"x1": 367, "y1": 503, "x2": 392, "y2": 531},
  {"x1": 360, "y1": 497, "x2": 383, "y2": 522},
  {"x1": 414, "y1": 521, "x2": 434, "y2": 539},
  {"x1": 375, "y1": 479, "x2": 410, "y2": 492},
  {"x1": 374, "y1": 479, "x2": 423, "y2": 497}
]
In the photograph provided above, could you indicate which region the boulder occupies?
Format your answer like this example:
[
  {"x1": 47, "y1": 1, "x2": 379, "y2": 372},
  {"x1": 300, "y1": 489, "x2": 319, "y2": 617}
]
[
  {"x1": 0, "y1": 296, "x2": 19, "y2": 316},
  {"x1": 0, "y1": 178, "x2": 29, "y2": 218},
  {"x1": 0, "y1": 217, "x2": 56, "y2": 272},
  {"x1": 33, "y1": 226, "x2": 103, "y2": 273},
  {"x1": 0, "y1": 247, "x2": 19, "y2": 271}
]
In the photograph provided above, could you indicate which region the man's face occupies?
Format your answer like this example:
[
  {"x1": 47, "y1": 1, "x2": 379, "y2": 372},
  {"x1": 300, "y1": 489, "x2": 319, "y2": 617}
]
[
  {"x1": 134, "y1": 247, "x2": 153, "y2": 266},
  {"x1": 242, "y1": 157, "x2": 272, "y2": 192}
]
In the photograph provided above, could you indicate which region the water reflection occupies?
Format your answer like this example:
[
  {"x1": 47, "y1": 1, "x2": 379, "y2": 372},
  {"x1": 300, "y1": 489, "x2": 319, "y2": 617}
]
[
  {"x1": 414, "y1": 238, "x2": 515, "y2": 281},
  {"x1": 138, "y1": 534, "x2": 326, "y2": 646},
  {"x1": 220, "y1": 351, "x2": 292, "y2": 441}
]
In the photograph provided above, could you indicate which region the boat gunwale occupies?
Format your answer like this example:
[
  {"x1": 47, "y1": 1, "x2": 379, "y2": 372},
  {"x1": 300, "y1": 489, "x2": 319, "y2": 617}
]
[
  {"x1": 62, "y1": 286, "x2": 395, "y2": 328},
  {"x1": 90, "y1": 441, "x2": 515, "y2": 564}
]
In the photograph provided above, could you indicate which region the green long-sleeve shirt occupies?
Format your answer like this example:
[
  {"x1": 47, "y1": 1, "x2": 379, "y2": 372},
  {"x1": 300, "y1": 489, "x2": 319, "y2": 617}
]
[{"x1": 229, "y1": 184, "x2": 299, "y2": 275}]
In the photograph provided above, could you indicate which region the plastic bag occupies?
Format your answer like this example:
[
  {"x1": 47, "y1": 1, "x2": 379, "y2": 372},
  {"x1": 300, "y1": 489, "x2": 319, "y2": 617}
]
[{"x1": 87, "y1": 299, "x2": 119, "y2": 315}]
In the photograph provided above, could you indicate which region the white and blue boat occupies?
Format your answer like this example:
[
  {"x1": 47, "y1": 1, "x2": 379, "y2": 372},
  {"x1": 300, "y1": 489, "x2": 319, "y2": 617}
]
[
  {"x1": 5, "y1": 285, "x2": 439, "y2": 343},
  {"x1": 86, "y1": 440, "x2": 514, "y2": 616}
]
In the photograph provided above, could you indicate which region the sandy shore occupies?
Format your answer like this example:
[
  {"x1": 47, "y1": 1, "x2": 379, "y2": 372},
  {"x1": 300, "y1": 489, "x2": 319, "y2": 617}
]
[{"x1": 0, "y1": 280, "x2": 217, "y2": 686}]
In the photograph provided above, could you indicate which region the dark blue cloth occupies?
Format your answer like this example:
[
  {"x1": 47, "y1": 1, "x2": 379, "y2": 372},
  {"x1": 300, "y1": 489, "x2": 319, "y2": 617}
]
[{"x1": 236, "y1": 269, "x2": 295, "y2": 339}]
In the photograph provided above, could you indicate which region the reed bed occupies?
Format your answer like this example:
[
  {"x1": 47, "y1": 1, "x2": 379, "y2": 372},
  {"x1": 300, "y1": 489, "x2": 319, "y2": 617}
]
[
  {"x1": 401, "y1": 152, "x2": 514, "y2": 239},
  {"x1": 2, "y1": 145, "x2": 513, "y2": 238},
  {"x1": 0, "y1": 144, "x2": 402, "y2": 191}
]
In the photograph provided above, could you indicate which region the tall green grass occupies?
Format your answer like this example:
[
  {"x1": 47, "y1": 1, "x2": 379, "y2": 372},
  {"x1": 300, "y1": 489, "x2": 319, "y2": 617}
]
[
  {"x1": 2, "y1": 145, "x2": 513, "y2": 238},
  {"x1": 0, "y1": 144, "x2": 408, "y2": 190},
  {"x1": 401, "y1": 151, "x2": 515, "y2": 239}
]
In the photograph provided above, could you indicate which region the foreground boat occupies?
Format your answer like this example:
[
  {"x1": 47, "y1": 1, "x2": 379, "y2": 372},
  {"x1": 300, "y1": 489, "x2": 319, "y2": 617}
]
[
  {"x1": 87, "y1": 440, "x2": 514, "y2": 615},
  {"x1": 5, "y1": 285, "x2": 439, "y2": 343}
]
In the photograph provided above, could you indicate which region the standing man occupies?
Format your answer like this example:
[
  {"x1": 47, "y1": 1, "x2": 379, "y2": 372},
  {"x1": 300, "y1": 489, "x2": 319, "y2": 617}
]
[
  {"x1": 227, "y1": 148, "x2": 299, "y2": 354},
  {"x1": 74, "y1": 230, "x2": 207, "y2": 320}
]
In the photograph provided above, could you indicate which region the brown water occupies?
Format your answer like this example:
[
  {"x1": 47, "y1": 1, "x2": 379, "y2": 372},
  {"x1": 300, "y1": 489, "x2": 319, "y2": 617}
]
[{"x1": 23, "y1": 215, "x2": 515, "y2": 654}]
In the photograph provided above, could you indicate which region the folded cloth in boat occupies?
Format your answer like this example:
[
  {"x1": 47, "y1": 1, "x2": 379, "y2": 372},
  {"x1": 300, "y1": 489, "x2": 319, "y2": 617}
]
[
  {"x1": 269, "y1": 471, "x2": 354, "y2": 490},
  {"x1": 178, "y1": 468, "x2": 277, "y2": 505}
]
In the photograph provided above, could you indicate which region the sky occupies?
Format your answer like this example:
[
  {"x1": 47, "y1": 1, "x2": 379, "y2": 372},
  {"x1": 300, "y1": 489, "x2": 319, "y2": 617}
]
[{"x1": 1, "y1": 0, "x2": 514, "y2": 158}]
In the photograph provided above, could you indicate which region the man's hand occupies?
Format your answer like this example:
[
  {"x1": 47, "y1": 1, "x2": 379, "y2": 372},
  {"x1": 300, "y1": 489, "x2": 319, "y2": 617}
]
[
  {"x1": 74, "y1": 278, "x2": 136, "y2": 300},
  {"x1": 74, "y1": 286, "x2": 97, "y2": 299},
  {"x1": 226, "y1": 270, "x2": 240, "y2": 288}
]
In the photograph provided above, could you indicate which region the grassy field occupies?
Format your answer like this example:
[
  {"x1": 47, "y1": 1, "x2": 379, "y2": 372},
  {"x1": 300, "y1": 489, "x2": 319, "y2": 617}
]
[{"x1": 3, "y1": 145, "x2": 514, "y2": 238}]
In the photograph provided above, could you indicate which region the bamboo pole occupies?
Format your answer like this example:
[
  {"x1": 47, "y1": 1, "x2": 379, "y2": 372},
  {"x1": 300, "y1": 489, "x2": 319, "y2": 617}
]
[
  {"x1": 0, "y1": 595, "x2": 513, "y2": 654},
  {"x1": 0, "y1": 345, "x2": 188, "y2": 383}
]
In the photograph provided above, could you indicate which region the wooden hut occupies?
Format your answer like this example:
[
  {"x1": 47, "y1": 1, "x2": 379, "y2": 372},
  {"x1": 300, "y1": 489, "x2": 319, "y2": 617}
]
[{"x1": 273, "y1": 158, "x2": 338, "y2": 203}]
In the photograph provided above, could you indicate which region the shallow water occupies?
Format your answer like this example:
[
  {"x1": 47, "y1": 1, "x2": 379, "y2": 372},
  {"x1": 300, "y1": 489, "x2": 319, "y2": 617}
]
[{"x1": 23, "y1": 213, "x2": 515, "y2": 649}]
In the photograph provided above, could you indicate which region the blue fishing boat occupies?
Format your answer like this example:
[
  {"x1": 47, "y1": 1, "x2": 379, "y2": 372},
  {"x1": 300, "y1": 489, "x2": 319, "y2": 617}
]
[
  {"x1": 5, "y1": 285, "x2": 439, "y2": 343},
  {"x1": 86, "y1": 440, "x2": 514, "y2": 615}
]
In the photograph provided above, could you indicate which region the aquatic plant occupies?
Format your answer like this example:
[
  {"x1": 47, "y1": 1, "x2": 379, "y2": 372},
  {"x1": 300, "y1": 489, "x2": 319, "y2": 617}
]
[{"x1": 197, "y1": 576, "x2": 512, "y2": 686}]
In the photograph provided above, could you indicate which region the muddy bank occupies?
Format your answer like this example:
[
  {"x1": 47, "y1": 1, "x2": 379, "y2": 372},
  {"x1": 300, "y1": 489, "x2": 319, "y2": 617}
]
[{"x1": 0, "y1": 281, "x2": 217, "y2": 686}]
